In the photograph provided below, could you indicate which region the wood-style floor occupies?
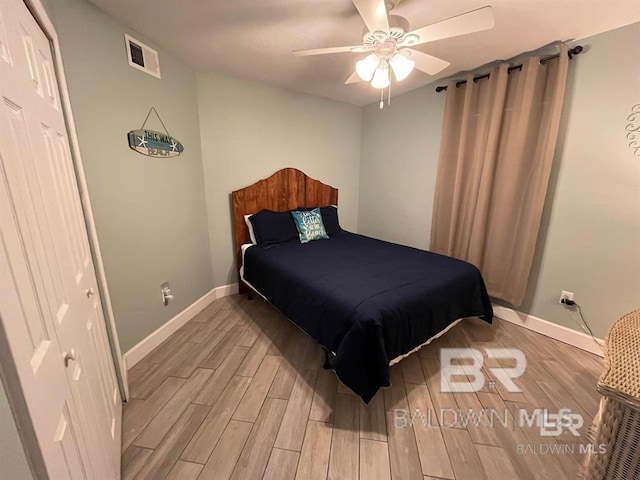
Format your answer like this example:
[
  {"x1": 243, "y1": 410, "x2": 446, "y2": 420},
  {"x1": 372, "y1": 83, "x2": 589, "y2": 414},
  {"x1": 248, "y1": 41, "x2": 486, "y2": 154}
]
[{"x1": 122, "y1": 294, "x2": 604, "y2": 480}]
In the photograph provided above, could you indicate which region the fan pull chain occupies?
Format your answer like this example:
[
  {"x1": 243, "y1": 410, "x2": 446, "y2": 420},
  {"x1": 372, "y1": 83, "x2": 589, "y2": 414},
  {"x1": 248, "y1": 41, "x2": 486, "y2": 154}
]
[
  {"x1": 379, "y1": 87, "x2": 384, "y2": 109},
  {"x1": 388, "y1": 79, "x2": 391, "y2": 106}
]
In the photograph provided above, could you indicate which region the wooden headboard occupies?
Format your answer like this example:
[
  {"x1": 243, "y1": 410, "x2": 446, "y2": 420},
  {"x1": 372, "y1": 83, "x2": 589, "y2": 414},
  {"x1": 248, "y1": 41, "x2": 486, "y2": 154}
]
[{"x1": 232, "y1": 168, "x2": 339, "y2": 291}]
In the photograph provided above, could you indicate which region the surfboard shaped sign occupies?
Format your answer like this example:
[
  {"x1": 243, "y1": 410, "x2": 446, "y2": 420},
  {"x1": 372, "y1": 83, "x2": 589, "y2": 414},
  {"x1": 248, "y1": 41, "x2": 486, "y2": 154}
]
[{"x1": 127, "y1": 129, "x2": 184, "y2": 158}]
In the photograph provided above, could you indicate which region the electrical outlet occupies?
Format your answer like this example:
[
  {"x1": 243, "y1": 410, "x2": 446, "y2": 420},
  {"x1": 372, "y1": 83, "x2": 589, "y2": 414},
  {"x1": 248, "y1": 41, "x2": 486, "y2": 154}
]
[
  {"x1": 160, "y1": 282, "x2": 174, "y2": 306},
  {"x1": 559, "y1": 290, "x2": 574, "y2": 304}
]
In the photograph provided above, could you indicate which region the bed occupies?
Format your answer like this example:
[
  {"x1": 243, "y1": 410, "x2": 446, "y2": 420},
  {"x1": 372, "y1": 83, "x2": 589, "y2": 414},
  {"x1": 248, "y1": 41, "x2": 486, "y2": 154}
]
[{"x1": 232, "y1": 168, "x2": 492, "y2": 403}]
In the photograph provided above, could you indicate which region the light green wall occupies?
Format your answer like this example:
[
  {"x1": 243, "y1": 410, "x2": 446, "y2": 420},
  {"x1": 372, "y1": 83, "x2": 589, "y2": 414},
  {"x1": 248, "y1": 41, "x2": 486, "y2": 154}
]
[
  {"x1": 197, "y1": 73, "x2": 362, "y2": 286},
  {"x1": 0, "y1": 382, "x2": 33, "y2": 480},
  {"x1": 519, "y1": 22, "x2": 640, "y2": 337},
  {"x1": 46, "y1": 0, "x2": 213, "y2": 352},
  {"x1": 359, "y1": 87, "x2": 445, "y2": 249},
  {"x1": 359, "y1": 22, "x2": 640, "y2": 338}
]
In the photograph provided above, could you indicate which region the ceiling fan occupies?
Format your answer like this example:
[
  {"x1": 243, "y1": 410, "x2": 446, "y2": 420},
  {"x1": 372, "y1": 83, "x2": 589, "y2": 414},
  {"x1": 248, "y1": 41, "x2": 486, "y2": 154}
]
[{"x1": 293, "y1": 0, "x2": 495, "y2": 102}]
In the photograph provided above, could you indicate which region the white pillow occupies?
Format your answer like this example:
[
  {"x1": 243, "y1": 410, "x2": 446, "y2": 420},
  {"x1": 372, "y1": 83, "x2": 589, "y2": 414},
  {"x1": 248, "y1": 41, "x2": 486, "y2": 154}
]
[{"x1": 244, "y1": 214, "x2": 257, "y2": 244}]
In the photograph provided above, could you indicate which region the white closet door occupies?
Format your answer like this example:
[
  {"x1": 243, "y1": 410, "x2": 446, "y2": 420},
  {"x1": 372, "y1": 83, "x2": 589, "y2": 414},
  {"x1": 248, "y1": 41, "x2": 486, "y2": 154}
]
[{"x1": 0, "y1": 0, "x2": 121, "y2": 478}]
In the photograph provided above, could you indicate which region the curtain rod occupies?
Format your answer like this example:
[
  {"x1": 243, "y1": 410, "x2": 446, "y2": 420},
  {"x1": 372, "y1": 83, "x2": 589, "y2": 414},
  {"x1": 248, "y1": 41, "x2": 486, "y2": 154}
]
[{"x1": 434, "y1": 45, "x2": 584, "y2": 92}]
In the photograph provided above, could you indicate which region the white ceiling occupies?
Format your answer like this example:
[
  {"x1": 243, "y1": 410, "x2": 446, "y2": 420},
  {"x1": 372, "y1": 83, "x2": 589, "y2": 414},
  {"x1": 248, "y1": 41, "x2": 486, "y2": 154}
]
[{"x1": 88, "y1": 0, "x2": 640, "y2": 106}]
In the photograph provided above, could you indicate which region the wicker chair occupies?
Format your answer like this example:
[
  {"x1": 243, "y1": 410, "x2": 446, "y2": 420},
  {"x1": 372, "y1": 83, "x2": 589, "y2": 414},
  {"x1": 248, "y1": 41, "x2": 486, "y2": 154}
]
[{"x1": 582, "y1": 308, "x2": 640, "y2": 480}]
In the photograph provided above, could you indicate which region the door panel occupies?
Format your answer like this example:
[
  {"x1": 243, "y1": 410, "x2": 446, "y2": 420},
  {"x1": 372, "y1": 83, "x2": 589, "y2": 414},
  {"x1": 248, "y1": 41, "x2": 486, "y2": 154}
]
[
  {"x1": 0, "y1": 7, "x2": 11, "y2": 65},
  {"x1": 53, "y1": 406, "x2": 88, "y2": 480},
  {"x1": 42, "y1": 123, "x2": 86, "y2": 284},
  {"x1": 54, "y1": 132, "x2": 91, "y2": 274},
  {"x1": 88, "y1": 308, "x2": 119, "y2": 431},
  {"x1": 67, "y1": 352, "x2": 111, "y2": 477},
  {"x1": 3, "y1": 99, "x2": 68, "y2": 342}
]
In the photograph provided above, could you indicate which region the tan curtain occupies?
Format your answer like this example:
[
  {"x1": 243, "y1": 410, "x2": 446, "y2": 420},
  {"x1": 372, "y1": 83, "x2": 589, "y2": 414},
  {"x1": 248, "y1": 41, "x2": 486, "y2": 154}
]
[{"x1": 431, "y1": 46, "x2": 569, "y2": 306}]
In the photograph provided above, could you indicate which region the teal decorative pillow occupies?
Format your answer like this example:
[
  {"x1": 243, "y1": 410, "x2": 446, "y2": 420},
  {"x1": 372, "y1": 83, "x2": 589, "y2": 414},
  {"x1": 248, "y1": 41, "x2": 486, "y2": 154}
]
[{"x1": 291, "y1": 208, "x2": 329, "y2": 243}]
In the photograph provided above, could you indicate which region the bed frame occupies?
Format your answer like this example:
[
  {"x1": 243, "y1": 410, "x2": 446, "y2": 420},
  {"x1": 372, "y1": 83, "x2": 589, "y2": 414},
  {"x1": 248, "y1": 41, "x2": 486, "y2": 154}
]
[{"x1": 231, "y1": 168, "x2": 339, "y2": 293}]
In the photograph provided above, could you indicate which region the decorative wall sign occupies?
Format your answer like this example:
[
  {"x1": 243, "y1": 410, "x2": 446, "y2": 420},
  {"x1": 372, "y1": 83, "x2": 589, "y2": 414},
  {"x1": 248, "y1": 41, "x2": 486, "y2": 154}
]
[
  {"x1": 627, "y1": 104, "x2": 640, "y2": 157},
  {"x1": 128, "y1": 107, "x2": 184, "y2": 158},
  {"x1": 128, "y1": 129, "x2": 183, "y2": 157}
]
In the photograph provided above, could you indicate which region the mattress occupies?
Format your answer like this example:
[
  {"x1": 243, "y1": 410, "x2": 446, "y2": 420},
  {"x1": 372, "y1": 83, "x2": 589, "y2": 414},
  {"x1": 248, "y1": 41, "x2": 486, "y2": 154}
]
[{"x1": 242, "y1": 232, "x2": 493, "y2": 403}]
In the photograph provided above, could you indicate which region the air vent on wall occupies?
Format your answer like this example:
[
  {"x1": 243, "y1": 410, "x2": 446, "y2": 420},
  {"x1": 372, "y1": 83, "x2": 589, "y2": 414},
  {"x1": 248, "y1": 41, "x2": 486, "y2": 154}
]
[{"x1": 124, "y1": 34, "x2": 160, "y2": 79}]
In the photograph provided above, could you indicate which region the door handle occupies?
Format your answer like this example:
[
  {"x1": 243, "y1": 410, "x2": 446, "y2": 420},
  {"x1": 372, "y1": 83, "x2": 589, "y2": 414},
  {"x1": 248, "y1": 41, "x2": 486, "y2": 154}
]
[
  {"x1": 63, "y1": 349, "x2": 77, "y2": 368},
  {"x1": 85, "y1": 288, "x2": 95, "y2": 298}
]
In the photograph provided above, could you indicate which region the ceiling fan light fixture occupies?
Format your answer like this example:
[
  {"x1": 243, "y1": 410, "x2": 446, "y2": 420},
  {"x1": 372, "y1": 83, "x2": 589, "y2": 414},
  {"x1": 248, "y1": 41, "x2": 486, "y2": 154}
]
[
  {"x1": 370, "y1": 61, "x2": 390, "y2": 89},
  {"x1": 356, "y1": 53, "x2": 380, "y2": 81},
  {"x1": 389, "y1": 51, "x2": 415, "y2": 81},
  {"x1": 294, "y1": 1, "x2": 496, "y2": 104}
]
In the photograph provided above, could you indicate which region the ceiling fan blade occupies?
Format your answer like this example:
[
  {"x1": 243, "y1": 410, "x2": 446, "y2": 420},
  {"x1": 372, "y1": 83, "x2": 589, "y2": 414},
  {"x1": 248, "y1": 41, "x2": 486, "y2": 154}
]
[
  {"x1": 293, "y1": 45, "x2": 370, "y2": 56},
  {"x1": 401, "y1": 6, "x2": 494, "y2": 47},
  {"x1": 345, "y1": 72, "x2": 362, "y2": 84},
  {"x1": 352, "y1": 0, "x2": 389, "y2": 34},
  {"x1": 405, "y1": 49, "x2": 451, "y2": 76}
]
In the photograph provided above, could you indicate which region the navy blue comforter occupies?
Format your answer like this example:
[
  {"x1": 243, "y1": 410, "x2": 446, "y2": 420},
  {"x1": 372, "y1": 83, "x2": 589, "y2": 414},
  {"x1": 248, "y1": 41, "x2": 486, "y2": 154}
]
[{"x1": 243, "y1": 232, "x2": 492, "y2": 403}]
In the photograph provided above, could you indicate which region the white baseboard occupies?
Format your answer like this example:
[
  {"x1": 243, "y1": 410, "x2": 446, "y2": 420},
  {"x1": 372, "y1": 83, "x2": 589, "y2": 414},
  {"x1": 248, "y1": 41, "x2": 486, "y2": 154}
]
[
  {"x1": 123, "y1": 283, "x2": 239, "y2": 369},
  {"x1": 492, "y1": 304, "x2": 604, "y2": 357}
]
